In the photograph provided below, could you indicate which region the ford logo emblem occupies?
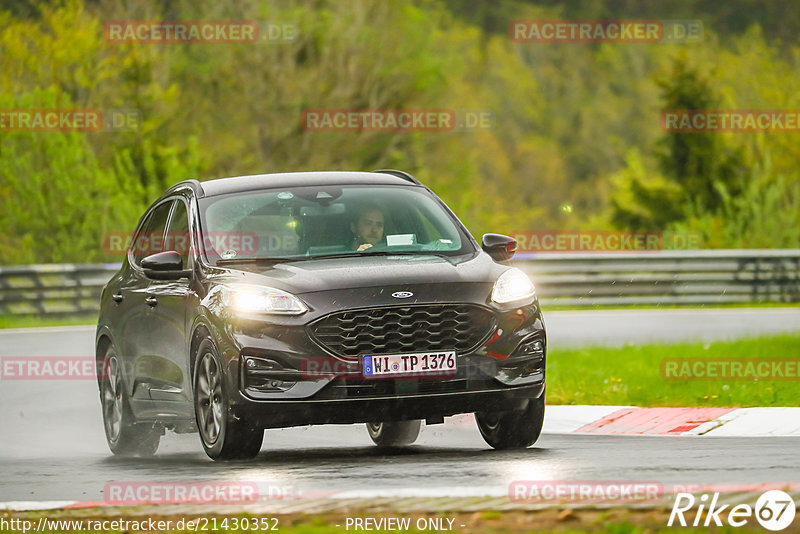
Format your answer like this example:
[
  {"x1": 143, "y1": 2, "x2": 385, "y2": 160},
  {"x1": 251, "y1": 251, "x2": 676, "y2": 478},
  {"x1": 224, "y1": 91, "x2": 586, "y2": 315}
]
[{"x1": 391, "y1": 291, "x2": 413, "y2": 299}]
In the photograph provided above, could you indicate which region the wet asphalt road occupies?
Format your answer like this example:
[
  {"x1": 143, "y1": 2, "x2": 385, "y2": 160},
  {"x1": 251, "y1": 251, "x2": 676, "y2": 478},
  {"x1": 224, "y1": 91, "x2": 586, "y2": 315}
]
[
  {"x1": 0, "y1": 308, "x2": 798, "y2": 504},
  {"x1": 2, "y1": 427, "x2": 799, "y2": 503}
]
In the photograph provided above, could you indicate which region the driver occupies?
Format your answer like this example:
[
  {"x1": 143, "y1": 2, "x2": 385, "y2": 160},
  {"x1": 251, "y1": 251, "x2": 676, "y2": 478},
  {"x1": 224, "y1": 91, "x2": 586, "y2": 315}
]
[{"x1": 350, "y1": 205, "x2": 385, "y2": 252}]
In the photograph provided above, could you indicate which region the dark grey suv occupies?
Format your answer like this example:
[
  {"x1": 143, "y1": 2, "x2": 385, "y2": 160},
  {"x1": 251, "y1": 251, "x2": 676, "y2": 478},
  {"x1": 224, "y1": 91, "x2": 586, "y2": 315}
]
[{"x1": 96, "y1": 170, "x2": 546, "y2": 460}]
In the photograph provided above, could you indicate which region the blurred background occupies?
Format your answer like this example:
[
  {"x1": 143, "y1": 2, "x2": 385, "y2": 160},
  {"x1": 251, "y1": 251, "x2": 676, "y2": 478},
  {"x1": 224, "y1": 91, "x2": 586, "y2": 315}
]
[
  {"x1": 0, "y1": 3, "x2": 799, "y2": 492},
  {"x1": 1, "y1": 0, "x2": 800, "y2": 266}
]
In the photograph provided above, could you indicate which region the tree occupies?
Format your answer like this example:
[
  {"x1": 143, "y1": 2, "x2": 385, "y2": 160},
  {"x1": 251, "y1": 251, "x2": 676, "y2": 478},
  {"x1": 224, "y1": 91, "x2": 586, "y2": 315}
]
[{"x1": 610, "y1": 53, "x2": 745, "y2": 230}]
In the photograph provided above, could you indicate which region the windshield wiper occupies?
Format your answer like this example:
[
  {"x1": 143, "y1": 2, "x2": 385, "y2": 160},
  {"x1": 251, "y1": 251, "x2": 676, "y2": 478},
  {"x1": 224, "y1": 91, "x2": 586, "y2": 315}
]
[
  {"x1": 217, "y1": 251, "x2": 450, "y2": 265},
  {"x1": 216, "y1": 256, "x2": 313, "y2": 265},
  {"x1": 314, "y1": 251, "x2": 449, "y2": 260}
]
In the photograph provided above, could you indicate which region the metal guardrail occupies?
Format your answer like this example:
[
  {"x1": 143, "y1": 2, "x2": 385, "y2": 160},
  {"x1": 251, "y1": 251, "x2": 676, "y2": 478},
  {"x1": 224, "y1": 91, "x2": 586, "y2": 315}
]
[
  {"x1": 0, "y1": 263, "x2": 120, "y2": 315},
  {"x1": 516, "y1": 249, "x2": 800, "y2": 306},
  {"x1": 0, "y1": 250, "x2": 799, "y2": 314}
]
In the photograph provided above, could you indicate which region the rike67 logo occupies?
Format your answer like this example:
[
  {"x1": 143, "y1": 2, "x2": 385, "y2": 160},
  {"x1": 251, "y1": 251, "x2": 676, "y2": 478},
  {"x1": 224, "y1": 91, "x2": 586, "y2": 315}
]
[{"x1": 669, "y1": 490, "x2": 796, "y2": 531}]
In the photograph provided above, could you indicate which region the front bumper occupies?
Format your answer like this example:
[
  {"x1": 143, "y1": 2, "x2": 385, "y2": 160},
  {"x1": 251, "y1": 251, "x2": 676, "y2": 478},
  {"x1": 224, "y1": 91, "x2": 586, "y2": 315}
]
[
  {"x1": 204, "y1": 284, "x2": 546, "y2": 427},
  {"x1": 237, "y1": 382, "x2": 545, "y2": 429}
]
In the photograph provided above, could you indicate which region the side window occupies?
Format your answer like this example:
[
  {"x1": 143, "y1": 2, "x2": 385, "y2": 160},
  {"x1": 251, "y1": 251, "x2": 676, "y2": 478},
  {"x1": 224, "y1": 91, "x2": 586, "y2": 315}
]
[
  {"x1": 132, "y1": 201, "x2": 173, "y2": 266},
  {"x1": 165, "y1": 200, "x2": 191, "y2": 268}
]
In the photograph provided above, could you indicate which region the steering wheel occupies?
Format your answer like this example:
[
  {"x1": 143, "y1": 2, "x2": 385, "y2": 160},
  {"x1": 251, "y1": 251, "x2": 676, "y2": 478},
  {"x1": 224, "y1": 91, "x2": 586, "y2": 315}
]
[{"x1": 358, "y1": 240, "x2": 389, "y2": 253}]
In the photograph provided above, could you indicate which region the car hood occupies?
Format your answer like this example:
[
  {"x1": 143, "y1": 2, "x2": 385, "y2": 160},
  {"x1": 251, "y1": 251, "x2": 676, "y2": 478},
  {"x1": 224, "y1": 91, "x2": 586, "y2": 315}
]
[{"x1": 217, "y1": 252, "x2": 508, "y2": 295}]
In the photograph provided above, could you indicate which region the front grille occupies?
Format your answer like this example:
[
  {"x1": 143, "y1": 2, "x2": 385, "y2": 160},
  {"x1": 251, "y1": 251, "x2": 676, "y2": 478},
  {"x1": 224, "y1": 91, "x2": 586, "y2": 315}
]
[{"x1": 309, "y1": 304, "x2": 496, "y2": 358}]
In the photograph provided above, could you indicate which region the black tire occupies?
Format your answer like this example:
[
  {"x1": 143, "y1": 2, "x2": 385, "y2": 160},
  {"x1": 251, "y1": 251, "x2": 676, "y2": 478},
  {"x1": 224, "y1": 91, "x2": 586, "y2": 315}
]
[
  {"x1": 100, "y1": 347, "x2": 161, "y2": 456},
  {"x1": 193, "y1": 338, "x2": 263, "y2": 460},
  {"x1": 475, "y1": 395, "x2": 545, "y2": 450},
  {"x1": 366, "y1": 420, "x2": 421, "y2": 447}
]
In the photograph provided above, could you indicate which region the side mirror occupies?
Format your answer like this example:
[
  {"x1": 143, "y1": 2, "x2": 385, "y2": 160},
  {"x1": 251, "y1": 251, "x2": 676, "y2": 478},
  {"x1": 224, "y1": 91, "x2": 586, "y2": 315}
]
[
  {"x1": 141, "y1": 251, "x2": 192, "y2": 280},
  {"x1": 481, "y1": 233, "x2": 517, "y2": 262}
]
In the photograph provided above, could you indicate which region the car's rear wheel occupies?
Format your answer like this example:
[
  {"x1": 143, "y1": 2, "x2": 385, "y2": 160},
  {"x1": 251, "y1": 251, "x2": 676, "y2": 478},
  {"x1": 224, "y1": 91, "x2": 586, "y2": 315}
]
[
  {"x1": 366, "y1": 420, "x2": 422, "y2": 447},
  {"x1": 194, "y1": 338, "x2": 263, "y2": 460},
  {"x1": 475, "y1": 395, "x2": 545, "y2": 450},
  {"x1": 100, "y1": 348, "x2": 161, "y2": 456}
]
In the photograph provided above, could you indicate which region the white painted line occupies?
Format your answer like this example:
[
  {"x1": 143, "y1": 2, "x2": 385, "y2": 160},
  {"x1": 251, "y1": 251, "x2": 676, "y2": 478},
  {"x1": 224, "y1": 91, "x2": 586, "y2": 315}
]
[
  {"x1": 0, "y1": 501, "x2": 78, "y2": 511},
  {"x1": 0, "y1": 325, "x2": 95, "y2": 336},
  {"x1": 543, "y1": 405, "x2": 800, "y2": 437},
  {"x1": 0, "y1": 490, "x2": 508, "y2": 511},
  {"x1": 330, "y1": 487, "x2": 507, "y2": 499},
  {"x1": 443, "y1": 413, "x2": 475, "y2": 427},
  {"x1": 543, "y1": 405, "x2": 632, "y2": 434},
  {"x1": 688, "y1": 407, "x2": 800, "y2": 436}
]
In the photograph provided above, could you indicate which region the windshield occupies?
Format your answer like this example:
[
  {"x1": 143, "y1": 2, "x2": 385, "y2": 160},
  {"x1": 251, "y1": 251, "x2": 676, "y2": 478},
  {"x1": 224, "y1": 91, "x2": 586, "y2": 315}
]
[{"x1": 198, "y1": 185, "x2": 474, "y2": 265}]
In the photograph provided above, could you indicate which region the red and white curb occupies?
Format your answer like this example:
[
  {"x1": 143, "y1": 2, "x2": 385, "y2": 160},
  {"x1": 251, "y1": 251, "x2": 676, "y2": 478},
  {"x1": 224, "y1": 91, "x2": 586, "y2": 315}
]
[{"x1": 544, "y1": 406, "x2": 800, "y2": 436}]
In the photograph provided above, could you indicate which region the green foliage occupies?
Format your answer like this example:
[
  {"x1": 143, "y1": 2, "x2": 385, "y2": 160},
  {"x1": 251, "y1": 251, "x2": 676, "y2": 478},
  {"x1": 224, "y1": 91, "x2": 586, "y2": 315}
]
[
  {"x1": 609, "y1": 36, "x2": 800, "y2": 247},
  {"x1": 671, "y1": 153, "x2": 800, "y2": 248},
  {"x1": 0, "y1": 88, "x2": 146, "y2": 264},
  {"x1": 656, "y1": 54, "x2": 745, "y2": 211},
  {"x1": 610, "y1": 55, "x2": 747, "y2": 230},
  {"x1": 609, "y1": 149, "x2": 684, "y2": 229},
  {"x1": 0, "y1": 0, "x2": 205, "y2": 263},
  {"x1": 1, "y1": 0, "x2": 799, "y2": 264}
]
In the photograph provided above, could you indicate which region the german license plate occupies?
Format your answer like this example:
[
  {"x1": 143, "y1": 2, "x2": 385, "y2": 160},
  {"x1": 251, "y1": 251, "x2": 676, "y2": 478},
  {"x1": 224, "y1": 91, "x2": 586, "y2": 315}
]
[{"x1": 362, "y1": 351, "x2": 456, "y2": 378}]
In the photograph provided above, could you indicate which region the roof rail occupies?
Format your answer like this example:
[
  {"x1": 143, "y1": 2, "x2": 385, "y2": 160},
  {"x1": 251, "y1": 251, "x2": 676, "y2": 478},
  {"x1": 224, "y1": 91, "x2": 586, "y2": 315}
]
[
  {"x1": 372, "y1": 169, "x2": 423, "y2": 186},
  {"x1": 165, "y1": 179, "x2": 204, "y2": 198}
]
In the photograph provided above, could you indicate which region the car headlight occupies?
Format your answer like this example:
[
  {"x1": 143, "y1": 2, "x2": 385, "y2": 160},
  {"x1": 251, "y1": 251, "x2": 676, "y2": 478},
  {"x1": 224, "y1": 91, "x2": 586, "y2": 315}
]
[
  {"x1": 491, "y1": 268, "x2": 536, "y2": 304},
  {"x1": 227, "y1": 285, "x2": 308, "y2": 315}
]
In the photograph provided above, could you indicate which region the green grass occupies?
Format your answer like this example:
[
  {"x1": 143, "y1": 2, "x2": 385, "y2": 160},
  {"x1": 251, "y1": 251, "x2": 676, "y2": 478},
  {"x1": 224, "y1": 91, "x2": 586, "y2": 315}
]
[
  {"x1": 0, "y1": 314, "x2": 96, "y2": 330},
  {"x1": 548, "y1": 333, "x2": 800, "y2": 407}
]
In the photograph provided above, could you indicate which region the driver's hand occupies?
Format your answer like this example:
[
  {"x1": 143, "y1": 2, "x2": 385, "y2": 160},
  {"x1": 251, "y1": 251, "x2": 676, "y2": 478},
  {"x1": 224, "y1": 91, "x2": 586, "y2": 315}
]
[{"x1": 357, "y1": 243, "x2": 373, "y2": 252}]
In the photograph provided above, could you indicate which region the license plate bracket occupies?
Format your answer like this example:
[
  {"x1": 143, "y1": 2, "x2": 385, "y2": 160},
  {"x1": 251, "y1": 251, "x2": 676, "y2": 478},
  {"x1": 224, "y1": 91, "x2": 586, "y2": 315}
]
[{"x1": 362, "y1": 351, "x2": 456, "y2": 379}]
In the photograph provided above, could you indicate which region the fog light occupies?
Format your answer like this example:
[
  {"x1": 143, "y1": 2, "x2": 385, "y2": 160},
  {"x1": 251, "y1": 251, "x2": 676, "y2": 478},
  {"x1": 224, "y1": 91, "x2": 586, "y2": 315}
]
[
  {"x1": 514, "y1": 337, "x2": 545, "y2": 358},
  {"x1": 248, "y1": 377, "x2": 295, "y2": 393},
  {"x1": 244, "y1": 356, "x2": 281, "y2": 371},
  {"x1": 522, "y1": 362, "x2": 542, "y2": 376},
  {"x1": 242, "y1": 355, "x2": 298, "y2": 394}
]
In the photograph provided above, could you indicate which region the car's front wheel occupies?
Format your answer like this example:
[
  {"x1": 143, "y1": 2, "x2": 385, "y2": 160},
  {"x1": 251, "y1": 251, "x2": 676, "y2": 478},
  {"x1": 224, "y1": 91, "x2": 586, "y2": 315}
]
[
  {"x1": 193, "y1": 338, "x2": 263, "y2": 460},
  {"x1": 366, "y1": 420, "x2": 422, "y2": 447},
  {"x1": 100, "y1": 348, "x2": 161, "y2": 456},
  {"x1": 475, "y1": 395, "x2": 545, "y2": 450}
]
